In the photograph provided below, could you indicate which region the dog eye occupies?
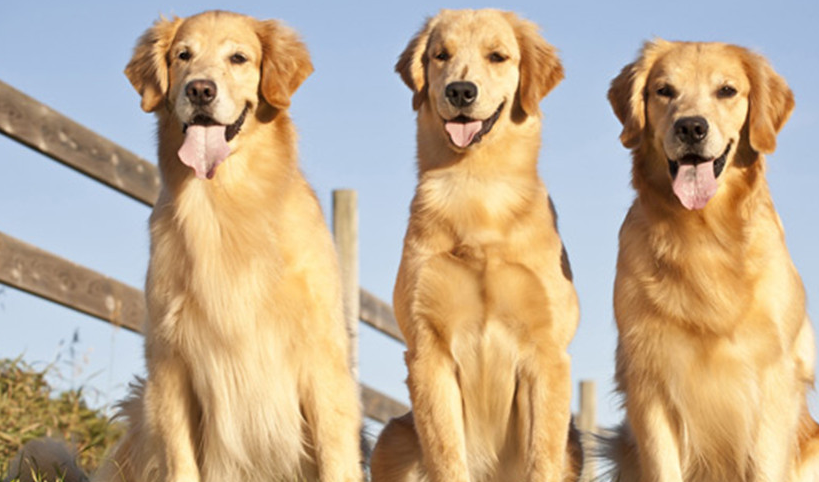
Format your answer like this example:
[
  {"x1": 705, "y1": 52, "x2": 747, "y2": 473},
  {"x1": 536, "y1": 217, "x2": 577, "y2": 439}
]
[
  {"x1": 434, "y1": 50, "x2": 450, "y2": 61},
  {"x1": 178, "y1": 50, "x2": 192, "y2": 61},
  {"x1": 717, "y1": 85, "x2": 737, "y2": 99},
  {"x1": 230, "y1": 53, "x2": 248, "y2": 65},
  {"x1": 488, "y1": 52, "x2": 508, "y2": 63},
  {"x1": 656, "y1": 85, "x2": 675, "y2": 98}
]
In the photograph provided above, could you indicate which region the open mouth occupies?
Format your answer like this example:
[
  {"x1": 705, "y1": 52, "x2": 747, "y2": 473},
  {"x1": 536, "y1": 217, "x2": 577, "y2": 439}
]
[
  {"x1": 666, "y1": 141, "x2": 732, "y2": 210},
  {"x1": 177, "y1": 104, "x2": 250, "y2": 180},
  {"x1": 182, "y1": 103, "x2": 250, "y2": 142},
  {"x1": 443, "y1": 102, "x2": 504, "y2": 149},
  {"x1": 667, "y1": 141, "x2": 731, "y2": 180}
]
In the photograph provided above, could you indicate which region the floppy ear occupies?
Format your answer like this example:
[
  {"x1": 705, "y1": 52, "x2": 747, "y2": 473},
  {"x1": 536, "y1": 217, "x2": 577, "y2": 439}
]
[
  {"x1": 741, "y1": 49, "x2": 794, "y2": 154},
  {"x1": 124, "y1": 16, "x2": 183, "y2": 113},
  {"x1": 396, "y1": 16, "x2": 438, "y2": 110},
  {"x1": 503, "y1": 12, "x2": 564, "y2": 117},
  {"x1": 256, "y1": 20, "x2": 314, "y2": 110},
  {"x1": 608, "y1": 39, "x2": 671, "y2": 149}
]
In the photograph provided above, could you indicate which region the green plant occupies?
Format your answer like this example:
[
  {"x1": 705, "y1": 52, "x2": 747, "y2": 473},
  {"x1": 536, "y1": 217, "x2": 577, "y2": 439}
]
[{"x1": 0, "y1": 357, "x2": 124, "y2": 478}]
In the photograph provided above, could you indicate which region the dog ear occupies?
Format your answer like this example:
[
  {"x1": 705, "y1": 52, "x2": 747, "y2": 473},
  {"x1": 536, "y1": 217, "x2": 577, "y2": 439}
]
[
  {"x1": 396, "y1": 16, "x2": 438, "y2": 110},
  {"x1": 257, "y1": 20, "x2": 314, "y2": 110},
  {"x1": 504, "y1": 12, "x2": 563, "y2": 117},
  {"x1": 741, "y1": 49, "x2": 794, "y2": 154},
  {"x1": 125, "y1": 16, "x2": 183, "y2": 112},
  {"x1": 608, "y1": 39, "x2": 671, "y2": 149}
]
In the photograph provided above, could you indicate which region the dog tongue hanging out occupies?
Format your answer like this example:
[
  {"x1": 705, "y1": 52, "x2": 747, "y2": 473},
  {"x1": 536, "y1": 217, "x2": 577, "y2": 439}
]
[
  {"x1": 670, "y1": 159, "x2": 719, "y2": 210},
  {"x1": 177, "y1": 124, "x2": 230, "y2": 179},
  {"x1": 444, "y1": 119, "x2": 482, "y2": 148}
]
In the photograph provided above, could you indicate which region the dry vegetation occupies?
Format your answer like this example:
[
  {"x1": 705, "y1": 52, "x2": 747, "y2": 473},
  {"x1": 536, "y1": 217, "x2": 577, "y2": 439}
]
[{"x1": 0, "y1": 357, "x2": 123, "y2": 480}]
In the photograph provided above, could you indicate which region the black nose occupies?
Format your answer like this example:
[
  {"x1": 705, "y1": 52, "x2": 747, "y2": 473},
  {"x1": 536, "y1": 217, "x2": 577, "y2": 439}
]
[
  {"x1": 445, "y1": 81, "x2": 478, "y2": 108},
  {"x1": 674, "y1": 116, "x2": 709, "y2": 145},
  {"x1": 185, "y1": 79, "x2": 217, "y2": 106}
]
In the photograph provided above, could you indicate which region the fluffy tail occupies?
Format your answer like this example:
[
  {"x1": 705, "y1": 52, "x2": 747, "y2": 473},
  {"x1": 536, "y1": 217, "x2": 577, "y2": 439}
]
[
  {"x1": 594, "y1": 423, "x2": 640, "y2": 482},
  {"x1": 3, "y1": 439, "x2": 88, "y2": 482},
  {"x1": 795, "y1": 403, "x2": 819, "y2": 482}
]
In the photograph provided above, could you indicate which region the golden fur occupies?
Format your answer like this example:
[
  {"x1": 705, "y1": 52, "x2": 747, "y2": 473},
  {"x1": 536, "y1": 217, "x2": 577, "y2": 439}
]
[
  {"x1": 370, "y1": 9, "x2": 581, "y2": 482},
  {"x1": 604, "y1": 39, "x2": 819, "y2": 482},
  {"x1": 93, "y1": 11, "x2": 363, "y2": 482}
]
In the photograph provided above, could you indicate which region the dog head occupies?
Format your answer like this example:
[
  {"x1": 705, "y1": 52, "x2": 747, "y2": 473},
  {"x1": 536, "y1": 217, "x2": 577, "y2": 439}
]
[
  {"x1": 609, "y1": 39, "x2": 793, "y2": 210},
  {"x1": 396, "y1": 9, "x2": 563, "y2": 151},
  {"x1": 125, "y1": 10, "x2": 313, "y2": 180}
]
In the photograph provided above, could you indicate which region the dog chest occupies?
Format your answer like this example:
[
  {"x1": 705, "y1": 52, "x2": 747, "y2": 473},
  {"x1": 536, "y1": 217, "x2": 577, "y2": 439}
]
[
  {"x1": 419, "y1": 171, "x2": 536, "y2": 238},
  {"x1": 452, "y1": 320, "x2": 521, "y2": 455},
  {"x1": 638, "y1": 323, "x2": 800, "y2": 475},
  {"x1": 189, "y1": 337, "x2": 306, "y2": 480},
  {"x1": 412, "y1": 249, "x2": 555, "y2": 457}
]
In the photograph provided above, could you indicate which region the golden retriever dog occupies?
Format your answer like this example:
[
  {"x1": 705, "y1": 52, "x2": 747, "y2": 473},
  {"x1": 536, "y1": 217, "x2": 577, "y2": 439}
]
[
  {"x1": 603, "y1": 39, "x2": 819, "y2": 482},
  {"x1": 370, "y1": 9, "x2": 582, "y2": 482},
  {"x1": 90, "y1": 11, "x2": 362, "y2": 482}
]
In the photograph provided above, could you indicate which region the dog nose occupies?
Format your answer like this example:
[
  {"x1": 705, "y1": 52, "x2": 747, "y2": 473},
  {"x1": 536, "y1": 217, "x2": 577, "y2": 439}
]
[
  {"x1": 674, "y1": 116, "x2": 709, "y2": 144},
  {"x1": 185, "y1": 79, "x2": 217, "y2": 106},
  {"x1": 445, "y1": 81, "x2": 478, "y2": 108}
]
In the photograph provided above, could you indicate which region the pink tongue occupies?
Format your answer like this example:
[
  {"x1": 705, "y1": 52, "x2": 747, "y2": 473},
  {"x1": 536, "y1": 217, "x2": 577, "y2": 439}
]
[
  {"x1": 672, "y1": 160, "x2": 718, "y2": 210},
  {"x1": 445, "y1": 120, "x2": 483, "y2": 148},
  {"x1": 177, "y1": 125, "x2": 230, "y2": 180}
]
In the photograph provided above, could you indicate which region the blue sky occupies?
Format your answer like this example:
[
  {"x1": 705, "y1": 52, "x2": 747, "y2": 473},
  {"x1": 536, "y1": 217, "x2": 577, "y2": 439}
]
[{"x1": 1, "y1": 0, "x2": 817, "y2": 430}]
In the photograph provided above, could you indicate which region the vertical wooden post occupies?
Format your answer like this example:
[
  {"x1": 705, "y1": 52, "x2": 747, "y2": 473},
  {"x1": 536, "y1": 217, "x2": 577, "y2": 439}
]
[
  {"x1": 578, "y1": 380, "x2": 597, "y2": 482},
  {"x1": 332, "y1": 189, "x2": 359, "y2": 382}
]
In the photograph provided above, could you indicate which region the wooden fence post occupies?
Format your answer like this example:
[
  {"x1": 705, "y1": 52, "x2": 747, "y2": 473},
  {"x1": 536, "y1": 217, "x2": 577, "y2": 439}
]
[
  {"x1": 332, "y1": 189, "x2": 359, "y2": 382},
  {"x1": 578, "y1": 379, "x2": 597, "y2": 481}
]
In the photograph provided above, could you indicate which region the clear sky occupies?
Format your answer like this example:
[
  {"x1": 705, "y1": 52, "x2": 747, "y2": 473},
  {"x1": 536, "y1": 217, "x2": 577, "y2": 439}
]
[{"x1": 1, "y1": 0, "x2": 817, "y2": 431}]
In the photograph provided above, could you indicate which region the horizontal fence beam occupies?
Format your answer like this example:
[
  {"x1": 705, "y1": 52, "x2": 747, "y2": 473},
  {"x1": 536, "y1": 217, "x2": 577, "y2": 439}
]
[
  {"x1": 0, "y1": 230, "x2": 408, "y2": 422},
  {"x1": 361, "y1": 385, "x2": 409, "y2": 424},
  {"x1": 0, "y1": 80, "x2": 160, "y2": 206},
  {"x1": 0, "y1": 232, "x2": 145, "y2": 332},
  {"x1": 360, "y1": 289, "x2": 403, "y2": 343}
]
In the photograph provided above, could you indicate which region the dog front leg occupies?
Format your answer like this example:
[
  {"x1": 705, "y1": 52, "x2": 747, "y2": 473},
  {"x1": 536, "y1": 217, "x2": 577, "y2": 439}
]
[
  {"x1": 406, "y1": 328, "x2": 470, "y2": 482},
  {"x1": 144, "y1": 351, "x2": 200, "y2": 482},
  {"x1": 521, "y1": 350, "x2": 572, "y2": 482},
  {"x1": 302, "y1": 341, "x2": 364, "y2": 482},
  {"x1": 752, "y1": 360, "x2": 802, "y2": 482},
  {"x1": 625, "y1": 390, "x2": 684, "y2": 482}
]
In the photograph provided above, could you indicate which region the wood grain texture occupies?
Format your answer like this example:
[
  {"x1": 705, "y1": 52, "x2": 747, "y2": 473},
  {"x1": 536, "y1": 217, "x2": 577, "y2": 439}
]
[
  {"x1": 0, "y1": 80, "x2": 160, "y2": 206},
  {"x1": 0, "y1": 231, "x2": 145, "y2": 333},
  {"x1": 362, "y1": 383, "x2": 409, "y2": 424},
  {"x1": 334, "y1": 189, "x2": 361, "y2": 379},
  {"x1": 360, "y1": 289, "x2": 404, "y2": 343}
]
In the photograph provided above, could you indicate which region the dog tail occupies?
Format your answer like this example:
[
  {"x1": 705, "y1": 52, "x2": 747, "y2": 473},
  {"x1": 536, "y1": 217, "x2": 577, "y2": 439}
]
[
  {"x1": 3, "y1": 438, "x2": 88, "y2": 482},
  {"x1": 593, "y1": 423, "x2": 640, "y2": 482},
  {"x1": 795, "y1": 402, "x2": 819, "y2": 481}
]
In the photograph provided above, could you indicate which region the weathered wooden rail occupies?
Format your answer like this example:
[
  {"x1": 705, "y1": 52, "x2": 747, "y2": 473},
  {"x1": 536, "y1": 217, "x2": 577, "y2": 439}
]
[{"x1": 0, "y1": 79, "x2": 407, "y2": 423}]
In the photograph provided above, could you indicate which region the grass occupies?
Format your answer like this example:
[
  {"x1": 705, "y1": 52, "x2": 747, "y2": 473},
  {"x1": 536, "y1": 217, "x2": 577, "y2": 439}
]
[{"x1": 0, "y1": 357, "x2": 124, "y2": 480}]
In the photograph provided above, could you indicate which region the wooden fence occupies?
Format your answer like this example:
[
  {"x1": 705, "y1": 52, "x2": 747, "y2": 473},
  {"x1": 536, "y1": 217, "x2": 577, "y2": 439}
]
[{"x1": 0, "y1": 78, "x2": 597, "y2": 471}]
